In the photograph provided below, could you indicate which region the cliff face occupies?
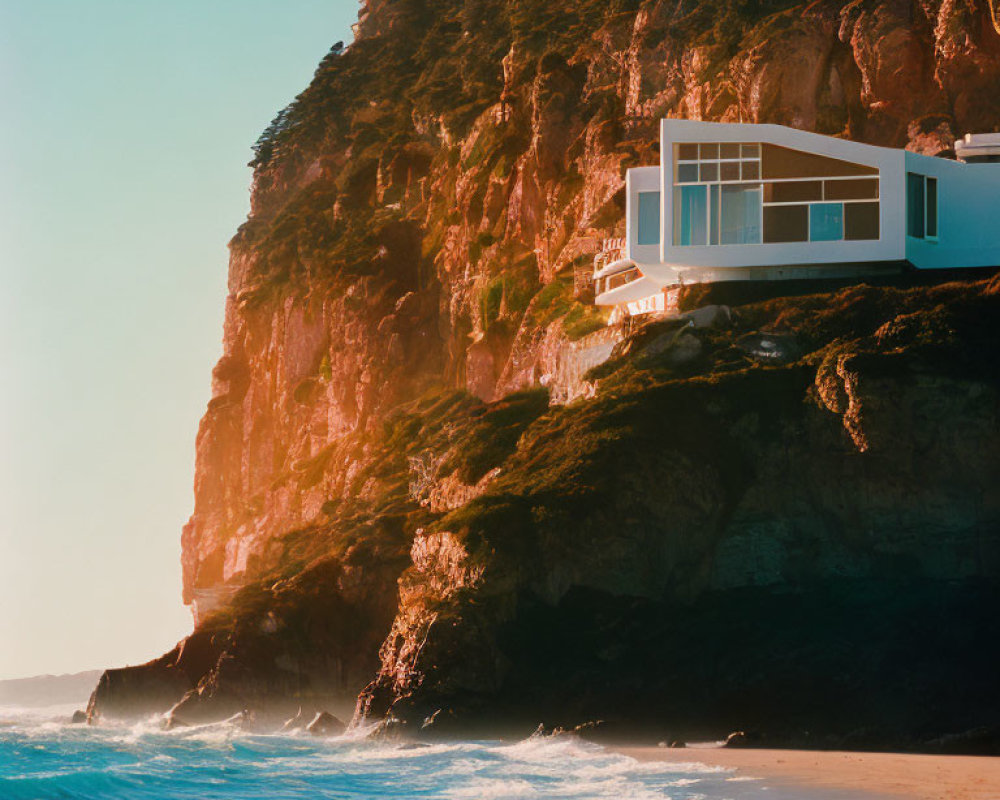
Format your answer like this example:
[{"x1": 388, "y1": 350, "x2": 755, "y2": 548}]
[
  {"x1": 185, "y1": 0, "x2": 1000, "y2": 618},
  {"x1": 90, "y1": 0, "x2": 1000, "y2": 746},
  {"x1": 358, "y1": 278, "x2": 1000, "y2": 743}
]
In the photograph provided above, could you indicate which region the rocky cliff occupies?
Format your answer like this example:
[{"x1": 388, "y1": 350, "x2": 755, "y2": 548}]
[{"x1": 89, "y1": 0, "x2": 1000, "y2": 749}]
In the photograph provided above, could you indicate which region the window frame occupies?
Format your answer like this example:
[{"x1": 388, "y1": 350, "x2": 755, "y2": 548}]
[
  {"x1": 809, "y1": 202, "x2": 845, "y2": 242},
  {"x1": 925, "y1": 176, "x2": 938, "y2": 241},
  {"x1": 907, "y1": 172, "x2": 939, "y2": 242},
  {"x1": 671, "y1": 142, "x2": 881, "y2": 247},
  {"x1": 636, "y1": 191, "x2": 661, "y2": 246}
]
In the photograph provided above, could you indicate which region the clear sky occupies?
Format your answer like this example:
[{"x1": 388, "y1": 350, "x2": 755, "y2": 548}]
[{"x1": 0, "y1": 1, "x2": 357, "y2": 681}]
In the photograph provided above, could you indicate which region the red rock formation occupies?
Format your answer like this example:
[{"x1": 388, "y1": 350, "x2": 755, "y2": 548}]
[{"x1": 90, "y1": 0, "x2": 1000, "y2": 740}]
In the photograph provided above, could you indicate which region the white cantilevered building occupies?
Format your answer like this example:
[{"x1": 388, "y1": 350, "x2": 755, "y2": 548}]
[{"x1": 594, "y1": 119, "x2": 1000, "y2": 316}]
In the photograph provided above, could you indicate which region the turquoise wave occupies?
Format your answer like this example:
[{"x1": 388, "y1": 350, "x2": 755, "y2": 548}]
[{"x1": 0, "y1": 707, "x2": 814, "y2": 800}]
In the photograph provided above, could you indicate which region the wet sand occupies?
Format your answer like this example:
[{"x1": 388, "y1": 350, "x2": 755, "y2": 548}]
[{"x1": 616, "y1": 745, "x2": 1000, "y2": 799}]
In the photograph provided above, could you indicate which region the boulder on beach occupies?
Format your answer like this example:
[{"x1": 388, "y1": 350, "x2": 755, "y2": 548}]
[
  {"x1": 70, "y1": 710, "x2": 87, "y2": 724},
  {"x1": 306, "y1": 711, "x2": 345, "y2": 736}
]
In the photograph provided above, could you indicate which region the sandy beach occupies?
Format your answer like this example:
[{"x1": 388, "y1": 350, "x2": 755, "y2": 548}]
[{"x1": 617, "y1": 745, "x2": 1000, "y2": 800}]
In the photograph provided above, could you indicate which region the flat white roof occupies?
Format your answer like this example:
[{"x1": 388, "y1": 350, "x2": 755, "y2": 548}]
[{"x1": 956, "y1": 132, "x2": 1000, "y2": 161}]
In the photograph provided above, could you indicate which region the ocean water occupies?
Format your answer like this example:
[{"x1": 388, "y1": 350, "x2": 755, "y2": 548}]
[{"x1": 0, "y1": 705, "x2": 868, "y2": 800}]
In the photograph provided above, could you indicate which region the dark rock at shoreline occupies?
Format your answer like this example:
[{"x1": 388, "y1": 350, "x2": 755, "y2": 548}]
[
  {"x1": 366, "y1": 715, "x2": 407, "y2": 740},
  {"x1": 570, "y1": 720, "x2": 607, "y2": 743},
  {"x1": 224, "y1": 709, "x2": 257, "y2": 731},
  {"x1": 280, "y1": 707, "x2": 308, "y2": 732},
  {"x1": 724, "y1": 731, "x2": 767, "y2": 749},
  {"x1": 70, "y1": 710, "x2": 87, "y2": 724},
  {"x1": 925, "y1": 726, "x2": 1000, "y2": 756},
  {"x1": 724, "y1": 731, "x2": 747, "y2": 748},
  {"x1": 86, "y1": 660, "x2": 191, "y2": 724},
  {"x1": 86, "y1": 629, "x2": 222, "y2": 723},
  {"x1": 306, "y1": 711, "x2": 345, "y2": 737}
]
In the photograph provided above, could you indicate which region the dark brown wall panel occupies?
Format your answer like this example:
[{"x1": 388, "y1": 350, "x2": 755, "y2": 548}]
[
  {"x1": 763, "y1": 204, "x2": 809, "y2": 242},
  {"x1": 845, "y1": 202, "x2": 880, "y2": 240},
  {"x1": 765, "y1": 181, "x2": 822, "y2": 203},
  {"x1": 825, "y1": 179, "x2": 880, "y2": 201},
  {"x1": 762, "y1": 144, "x2": 878, "y2": 179}
]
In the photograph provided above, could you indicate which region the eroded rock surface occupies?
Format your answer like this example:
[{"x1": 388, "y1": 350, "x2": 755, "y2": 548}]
[{"x1": 88, "y1": 0, "x2": 1000, "y2": 748}]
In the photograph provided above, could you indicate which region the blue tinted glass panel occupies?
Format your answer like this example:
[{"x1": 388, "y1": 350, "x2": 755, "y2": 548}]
[
  {"x1": 637, "y1": 192, "x2": 660, "y2": 245},
  {"x1": 809, "y1": 203, "x2": 844, "y2": 241},
  {"x1": 720, "y1": 184, "x2": 762, "y2": 244},
  {"x1": 672, "y1": 185, "x2": 707, "y2": 246}
]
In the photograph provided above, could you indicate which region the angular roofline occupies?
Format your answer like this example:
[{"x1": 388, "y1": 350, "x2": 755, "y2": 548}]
[{"x1": 660, "y1": 119, "x2": 902, "y2": 163}]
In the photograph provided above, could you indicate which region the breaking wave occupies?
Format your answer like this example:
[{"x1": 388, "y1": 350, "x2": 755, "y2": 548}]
[{"x1": 0, "y1": 705, "x2": 816, "y2": 799}]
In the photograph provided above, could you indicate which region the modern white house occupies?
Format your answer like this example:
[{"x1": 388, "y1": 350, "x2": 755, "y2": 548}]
[{"x1": 594, "y1": 119, "x2": 1000, "y2": 316}]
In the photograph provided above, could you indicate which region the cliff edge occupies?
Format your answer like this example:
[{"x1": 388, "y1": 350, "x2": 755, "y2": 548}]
[{"x1": 88, "y1": 0, "x2": 1000, "y2": 749}]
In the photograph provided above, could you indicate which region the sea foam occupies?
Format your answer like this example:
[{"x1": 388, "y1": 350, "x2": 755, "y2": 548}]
[{"x1": 0, "y1": 705, "x2": 860, "y2": 800}]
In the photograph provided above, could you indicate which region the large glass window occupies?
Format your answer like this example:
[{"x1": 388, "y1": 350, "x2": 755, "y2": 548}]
[
  {"x1": 637, "y1": 191, "x2": 660, "y2": 245},
  {"x1": 720, "y1": 184, "x2": 762, "y2": 244},
  {"x1": 670, "y1": 141, "x2": 879, "y2": 246},
  {"x1": 809, "y1": 203, "x2": 844, "y2": 241},
  {"x1": 673, "y1": 185, "x2": 708, "y2": 246}
]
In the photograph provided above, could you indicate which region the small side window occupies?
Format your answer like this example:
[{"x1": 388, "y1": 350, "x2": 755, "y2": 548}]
[
  {"x1": 926, "y1": 177, "x2": 938, "y2": 239},
  {"x1": 907, "y1": 172, "x2": 925, "y2": 239},
  {"x1": 907, "y1": 172, "x2": 938, "y2": 240},
  {"x1": 637, "y1": 191, "x2": 661, "y2": 246}
]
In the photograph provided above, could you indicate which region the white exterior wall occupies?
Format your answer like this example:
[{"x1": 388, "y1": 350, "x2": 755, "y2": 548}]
[
  {"x1": 600, "y1": 120, "x2": 999, "y2": 313},
  {"x1": 659, "y1": 119, "x2": 906, "y2": 275},
  {"x1": 625, "y1": 166, "x2": 662, "y2": 266},
  {"x1": 904, "y1": 151, "x2": 1000, "y2": 269}
]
